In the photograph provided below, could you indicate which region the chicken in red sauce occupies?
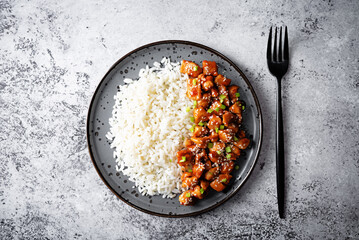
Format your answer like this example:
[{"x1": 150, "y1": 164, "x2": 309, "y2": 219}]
[{"x1": 177, "y1": 60, "x2": 250, "y2": 206}]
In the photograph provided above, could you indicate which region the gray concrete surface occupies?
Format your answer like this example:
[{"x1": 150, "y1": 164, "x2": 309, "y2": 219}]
[{"x1": 1, "y1": 0, "x2": 358, "y2": 239}]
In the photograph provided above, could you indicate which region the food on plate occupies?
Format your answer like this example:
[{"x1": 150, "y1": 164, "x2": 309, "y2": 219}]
[
  {"x1": 177, "y1": 60, "x2": 250, "y2": 206},
  {"x1": 106, "y1": 58, "x2": 192, "y2": 198}
]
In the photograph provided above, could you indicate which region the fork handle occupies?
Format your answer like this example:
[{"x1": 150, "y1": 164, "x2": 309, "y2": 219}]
[{"x1": 276, "y1": 78, "x2": 285, "y2": 218}]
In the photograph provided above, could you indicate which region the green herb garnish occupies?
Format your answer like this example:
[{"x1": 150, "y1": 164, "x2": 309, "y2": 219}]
[
  {"x1": 235, "y1": 165, "x2": 240, "y2": 170},
  {"x1": 215, "y1": 107, "x2": 220, "y2": 112},
  {"x1": 188, "y1": 169, "x2": 192, "y2": 173},
  {"x1": 186, "y1": 107, "x2": 190, "y2": 112},
  {"x1": 235, "y1": 92, "x2": 240, "y2": 97},
  {"x1": 198, "y1": 122, "x2": 204, "y2": 126},
  {"x1": 217, "y1": 150, "x2": 221, "y2": 155},
  {"x1": 186, "y1": 192, "x2": 191, "y2": 197},
  {"x1": 190, "y1": 117, "x2": 195, "y2": 123},
  {"x1": 208, "y1": 142, "x2": 213, "y2": 148},
  {"x1": 215, "y1": 127, "x2": 219, "y2": 133},
  {"x1": 207, "y1": 109, "x2": 214, "y2": 113},
  {"x1": 193, "y1": 66, "x2": 198, "y2": 71},
  {"x1": 234, "y1": 136, "x2": 239, "y2": 141},
  {"x1": 220, "y1": 104, "x2": 226, "y2": 110},
  {"x1": 226, "y1": 154, "x2": 231, "y2": 159},
  {"x1": 193, "y1": 79, "x2": 197, "y2": 85},
  {"x1": 221, "y1": 178, "x2": 227, "y2": 183},
  {"x1": 180, "y1": 156, "x2": 186, "y2": 162},
  {"x1": 193, "y1": 100, "x2": 197, "y2": 108},
  {"x1": 200, "y1": 188, "x2": 204, "y2": 194},
  {"x1": 220, "y1": 125, "x2": 225, "y2": 130},
  {"x1": 225, "y1": 146, "x2": 231, "y2": 153}
]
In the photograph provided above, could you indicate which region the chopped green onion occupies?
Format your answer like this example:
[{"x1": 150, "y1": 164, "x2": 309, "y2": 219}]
[
  {"x1": 182, "y1": 137, "x2": 185, "y2": 140},
  {"x1": 235, "y1": 92, "x2": 240, "y2": 97},
  {"x1": 180, "y1": 156, "x2": 186, "y2": 162},
  {"x1": 208, "y1": 142, "x2": 213, "y2": 148},
  {"x1": 207, "y1": 109, "x2": 214, "y2": 113},
  {"x1": 188, "y1": 169, "x2": 192, "y2": 173},
  {"x1": 219, "y1": 95, "x2": 226, "y2": 103},
  {"x1": 189, "y1": 125, "x2": 195, "y2": 132},
  {"x1": 190, "y1": 117, "x2": 195, "y2": 123},
  {"x1": 221, "y1": 178, "x2": 227, "y2": 183},
  {"x1": 217, "y1": 150, "x2": 221, "y2": 155},
  {"x1": 193, "y1": 79, "x2": 197, "y2": 85},
  {"x1": 215, "y1": 127, "x2": 219, "y2": 133},
  {"x1": 242, "y1": 105, "x2": 245, "y2": 110},
  {"x1": 220, "y1": 104, "x2": 226, "y2": 110},
  {"x1": 193, "y1": 66, "x2": 198, "y2": 71},
  {"x1": 220, "y1": 125, "x2": 225, "y2": 130},
  {"x1": 226, "y1": 154, "x2": 231, "y2": 159},
  {"x1": 215, "y1": 107, "x2": 220, "y2": 112},
  {"x1": 200, "y1": 188, "x2": 204, "y2": 194},
  {"x1": 169, "y1": 159, "x2": 172, "y2": 162},
  {"x1": 186, "y1": 107, "x2": 190, "y2": 112},
  {"x1": 193, "y1": 100, "x2": 197, "y2": 108},
  {"x1": 186, "y1": 192, "x2": 191, "y2": 198},
  {"x1": 198, "y1": 122, "x2": 204, "y2": 126},
  {"x1": 234, "y1": 136, "x2": 239, "y2": 141},
  {"x1": 235, "y1": 165, "x2": 240, "y2": 170},
  {"x1": 225, "y1": 146, "x2": 231, "y2": 153}
]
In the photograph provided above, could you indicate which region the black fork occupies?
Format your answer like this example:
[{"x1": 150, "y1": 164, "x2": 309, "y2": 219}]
[{"x1": 267, "y1": 26, "x2": 289, "y2": 219}]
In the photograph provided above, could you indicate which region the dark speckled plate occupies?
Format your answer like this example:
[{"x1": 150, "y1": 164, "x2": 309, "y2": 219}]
[{"x1": 86, "y1": 40, "x2": 262, "y2": 217}]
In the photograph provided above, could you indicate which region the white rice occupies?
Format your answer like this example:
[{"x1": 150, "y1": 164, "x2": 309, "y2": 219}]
[{"x1": 106, "y1": 58, "x2": 192, "y2": 198}]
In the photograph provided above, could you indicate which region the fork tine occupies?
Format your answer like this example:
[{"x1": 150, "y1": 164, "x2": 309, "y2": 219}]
[
  {"x1": 278, "y1": 27, "x2": 282, "y2": 61},
  {"x1": 273, "y1": 27, "x2": 277, "y2": 62},
  {"x1": 267, "y1": 27, "x2": 272, "y2": 60},
  {"x1": 284, "y1": 26, "x2": 289, "y2": 60}
]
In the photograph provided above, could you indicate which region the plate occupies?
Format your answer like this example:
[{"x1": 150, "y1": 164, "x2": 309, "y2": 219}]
[{"x1": 86, "y1": 40, "x2": 262, "y2": 217}]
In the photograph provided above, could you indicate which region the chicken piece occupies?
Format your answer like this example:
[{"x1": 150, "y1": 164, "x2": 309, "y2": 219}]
[
  {"x1": 200, "y1": 180, "x2": 210, "y2": 191},
  {"x1": 181, "y1": 172, "x2": 192, "y2": 181},
  {"x1": 229, "y1": 102, "x2": 241, "y2": 114},
  {"x1": 201, "y1": 76, "x2": 214, "y2": 91},
  {"x1": 233, "y1": 138, "x2": 250, "y2": 150},
  {"x1": 210, "y1": 141, "x2": 225, "y2": 153},
  {"x1": 237, "y1": 130, "x2": 246, "y2": 139},
  {"x1": 179, "y1": 190, "x2": 195, "y2": 206},
  {"x1": 218, "y1": 173, "x2": 232, "y2": 185},
  {"x1": 204, "y1": 160, "x2": 212, "y2": 170},
  {"x1": 221, "y1": 161, "x2": 235, "y2": 174},
  {"x1": 218, "y1": 85, "x2": 228, "y2": 96},
  {"x1": 210, "y1": 179, "x2": 226, "y2": 192},
  {"x1": 208, "y1": 152, "x2": 223, "y2": 164},
  {"x1": 211, "y1": 88, "x2": 219, "y2": 98},
  {"x1": 176, "y1": 149, "x2": 194, "y2": 166},
  {"x1": 187, "y1": 144, "x2": 198, "y2": 153},
  {"x1": 193, "y1": 107, "x2": 209, "y2": 124},
  {"x1": 209, "y1": 100, "x2": 224, "y2": 115},
  {"x1": 218, "y1": 129, "x2": 234, "y2": 143},
  {"x1": 209, "y1": 131, "x2": 219, "y2": 142},
  {"x1": 183, "y1": 138, "x2": 193, "y2": 147},
  {"x1": 193, "y1": 126, "x2": 208, "y2": 137},
  {"x1": 230, "y1": 145, "x2": 241, "y2": 157},
  {"x1": 207, "y1": 115, "x2": 222, "y2": 130},
  {"x1": 222, "y1": 111, "x2": 236, "y2": 127},
  {"x1": 204, "y1": 167, "x2": 219, "y2": 181},
  {"x1": 186, "y1": 78, "x2": 202, "y2": 100},
  {"x1": 194, "y1": 149, "x2": 207, "y2": 163},
  {"x1": 182, "y1": 176, "x2": 199, "y2": 188},
  {"x1": 197, "y1": 93, "x2": 211, "y2": 109},
  {"x1": 227, "y1": 123, "x2": 239, "y2": 134},
  {"x1": 190, "y1": 136, "x2": 210, "y2": 148},
  {"x1": 228, "y1": 85, "x2": 239, "y2": 102},
  {"x1": 202, "y1": 60, "x2": 218, "y2": 76},
  {"x1": 214, "y1": 74, "x2": 231, "y2": 86},
  {"x1": 181, "y1": 60, "x2": 202, "y2": 77},
  {"x1": 191, "y1": 185, "x2": 204, "y2": 199},
  {"x1": 193, "y1": 162, "x2": 205, "y2": 178}
]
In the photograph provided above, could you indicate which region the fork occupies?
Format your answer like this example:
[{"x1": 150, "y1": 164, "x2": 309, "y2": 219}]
[{"x1": 267, "y1": 26, "x2": 289, "y2": 219}]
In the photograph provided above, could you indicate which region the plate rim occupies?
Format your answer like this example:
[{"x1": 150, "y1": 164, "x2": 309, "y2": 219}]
[{"x1": 86, "y1": 40, "x2": 263, "y2": 218}]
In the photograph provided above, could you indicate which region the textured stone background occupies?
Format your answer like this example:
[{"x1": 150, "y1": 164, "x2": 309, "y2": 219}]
[{"x1": 1, "y1": 0, "x2": 358, "y2": 239}]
